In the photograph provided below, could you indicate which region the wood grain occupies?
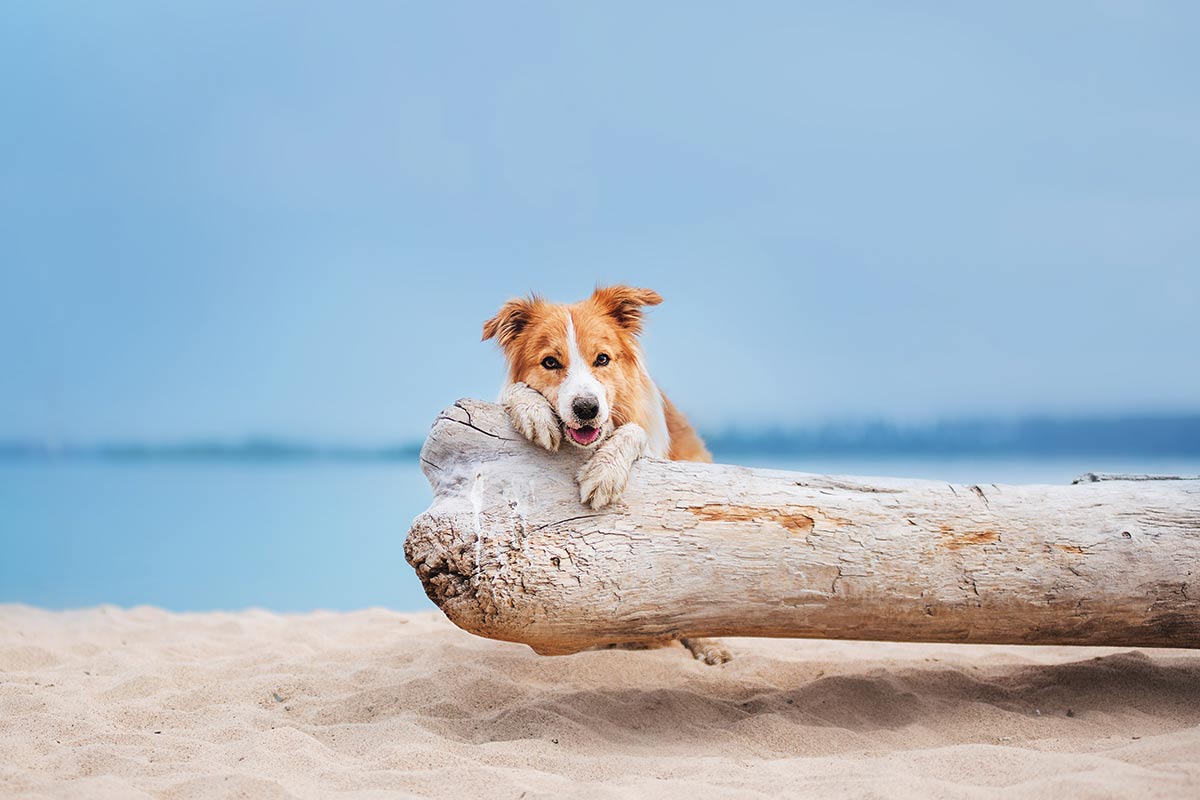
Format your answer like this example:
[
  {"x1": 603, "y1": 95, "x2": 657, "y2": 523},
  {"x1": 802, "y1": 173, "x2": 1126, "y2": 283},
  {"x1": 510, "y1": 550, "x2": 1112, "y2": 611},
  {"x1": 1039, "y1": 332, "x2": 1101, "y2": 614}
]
[{"x1": 406, "y1": 400, "x2": 1200, "y2": 655}]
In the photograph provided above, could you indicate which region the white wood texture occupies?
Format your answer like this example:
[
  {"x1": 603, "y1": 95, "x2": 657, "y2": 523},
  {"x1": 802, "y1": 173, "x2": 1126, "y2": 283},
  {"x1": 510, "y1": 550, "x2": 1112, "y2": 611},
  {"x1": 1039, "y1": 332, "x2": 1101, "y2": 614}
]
[{"x1": 406, "y1": 400, "x2": 1200, "y2": 655}]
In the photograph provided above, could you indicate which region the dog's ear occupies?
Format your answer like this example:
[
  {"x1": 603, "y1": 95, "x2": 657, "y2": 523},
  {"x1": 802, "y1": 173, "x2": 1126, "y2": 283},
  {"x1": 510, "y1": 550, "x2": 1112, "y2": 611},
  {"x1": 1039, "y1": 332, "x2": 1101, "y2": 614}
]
[
  {"x1": 591, "y1": 285, "x2": 663, "y2": 334},
  {"x1": 482, "y1": 296, "x2": 537, "y2": 347}
]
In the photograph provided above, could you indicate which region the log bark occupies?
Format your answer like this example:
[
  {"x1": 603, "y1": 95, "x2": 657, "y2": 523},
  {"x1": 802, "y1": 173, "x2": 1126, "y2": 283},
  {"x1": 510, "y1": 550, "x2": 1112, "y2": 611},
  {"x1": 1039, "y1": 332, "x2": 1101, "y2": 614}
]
[{"x1": 405, "y1": 400, "x2": 1200, "y2": 654}]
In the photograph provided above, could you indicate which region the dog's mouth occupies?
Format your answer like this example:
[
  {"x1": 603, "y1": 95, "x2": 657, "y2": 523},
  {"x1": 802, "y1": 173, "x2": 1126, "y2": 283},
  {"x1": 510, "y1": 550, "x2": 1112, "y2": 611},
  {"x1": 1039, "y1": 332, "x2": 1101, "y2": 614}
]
[{"x1": 566, "y1": 425, "x2": 601, "y2": 446}]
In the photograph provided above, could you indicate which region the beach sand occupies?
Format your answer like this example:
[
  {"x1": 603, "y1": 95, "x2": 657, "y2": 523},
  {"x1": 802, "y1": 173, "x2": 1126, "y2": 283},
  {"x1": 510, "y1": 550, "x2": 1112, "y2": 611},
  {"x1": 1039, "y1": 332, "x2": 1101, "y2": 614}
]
[{"x1": 1, "y1": 605, "x2": 1197, "y2": 799}]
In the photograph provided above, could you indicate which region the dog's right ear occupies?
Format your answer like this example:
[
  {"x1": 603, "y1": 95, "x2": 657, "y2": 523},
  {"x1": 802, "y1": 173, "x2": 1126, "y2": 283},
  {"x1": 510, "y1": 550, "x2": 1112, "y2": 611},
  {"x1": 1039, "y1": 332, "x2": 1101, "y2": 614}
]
[
  {"x1": 590, "y1": 285, "x2": 663, "y2": 335},
  {"x1": 482, "y1": 297, "x2": 536, "y2": 347}
]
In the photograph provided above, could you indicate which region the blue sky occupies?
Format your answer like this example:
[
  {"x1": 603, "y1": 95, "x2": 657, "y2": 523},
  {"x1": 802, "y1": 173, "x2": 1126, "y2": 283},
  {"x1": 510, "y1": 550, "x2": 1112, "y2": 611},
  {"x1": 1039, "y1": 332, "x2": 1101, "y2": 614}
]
[{"x1": 2, "y1": 2, "x2": 1197, "y2": 442}]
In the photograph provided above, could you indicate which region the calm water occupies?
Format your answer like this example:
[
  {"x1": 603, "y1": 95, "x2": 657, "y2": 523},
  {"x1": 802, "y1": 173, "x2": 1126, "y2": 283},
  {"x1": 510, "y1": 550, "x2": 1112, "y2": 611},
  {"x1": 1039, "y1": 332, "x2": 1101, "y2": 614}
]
[{"x1": 3, "y1": 454, "x2": 1197, "y2": 612}]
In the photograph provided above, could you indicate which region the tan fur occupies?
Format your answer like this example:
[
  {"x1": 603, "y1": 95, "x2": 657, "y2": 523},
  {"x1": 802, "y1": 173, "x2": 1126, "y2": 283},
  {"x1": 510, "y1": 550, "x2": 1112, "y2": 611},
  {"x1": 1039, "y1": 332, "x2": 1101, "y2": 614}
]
[
  {"x1": 482, "y1": 286, "x2": 710, "y2": 465},
  {"x1": 482, "y1": 286, "x2": 727, "y2": 664},
  {"x1": 663, "y1": 394, "x2": 712, "y2": 463}
]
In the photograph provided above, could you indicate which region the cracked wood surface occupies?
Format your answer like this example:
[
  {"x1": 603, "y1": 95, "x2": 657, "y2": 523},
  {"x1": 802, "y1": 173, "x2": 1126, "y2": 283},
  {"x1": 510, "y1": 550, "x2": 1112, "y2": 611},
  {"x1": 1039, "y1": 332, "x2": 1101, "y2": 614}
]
[{"x1": 405, "y1": 400, "x2": 1200, "y2": 655}]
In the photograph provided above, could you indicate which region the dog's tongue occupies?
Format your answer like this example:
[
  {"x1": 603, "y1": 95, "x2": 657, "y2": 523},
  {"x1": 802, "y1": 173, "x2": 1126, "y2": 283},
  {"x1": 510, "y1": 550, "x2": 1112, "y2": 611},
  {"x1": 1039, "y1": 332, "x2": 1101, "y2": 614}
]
[{"x1": 568, "y1": 426, "x2": 599, "y2": 445}]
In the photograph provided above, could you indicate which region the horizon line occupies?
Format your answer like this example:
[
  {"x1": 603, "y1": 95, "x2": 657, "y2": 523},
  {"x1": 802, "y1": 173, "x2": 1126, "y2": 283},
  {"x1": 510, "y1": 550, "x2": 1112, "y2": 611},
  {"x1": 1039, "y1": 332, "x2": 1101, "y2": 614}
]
[{"x1": 3, "y1": 411, "x2": 1200, "y2": 462}]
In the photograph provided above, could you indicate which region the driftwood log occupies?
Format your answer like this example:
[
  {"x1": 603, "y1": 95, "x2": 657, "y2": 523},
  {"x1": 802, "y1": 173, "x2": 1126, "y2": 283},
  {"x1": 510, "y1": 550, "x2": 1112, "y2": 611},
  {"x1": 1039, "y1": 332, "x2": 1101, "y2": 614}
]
[{"x1": 405, "y1": 400, "x2": 1199, "y2": 654}]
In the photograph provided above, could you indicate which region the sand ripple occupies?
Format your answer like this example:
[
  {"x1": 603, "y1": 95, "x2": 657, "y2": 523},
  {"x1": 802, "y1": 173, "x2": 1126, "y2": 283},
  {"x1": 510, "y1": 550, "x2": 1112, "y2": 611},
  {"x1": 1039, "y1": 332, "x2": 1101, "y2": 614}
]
[{"x1": 1, "y1": 605, "x2": 1197, "y2": 798}]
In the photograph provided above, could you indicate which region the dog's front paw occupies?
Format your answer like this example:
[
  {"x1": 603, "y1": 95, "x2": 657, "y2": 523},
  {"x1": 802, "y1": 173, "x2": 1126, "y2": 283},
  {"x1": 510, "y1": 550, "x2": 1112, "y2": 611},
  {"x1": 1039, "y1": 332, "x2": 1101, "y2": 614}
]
[
  {"x1": 575, "y1": 424, "x2": 647, "y2": 509},
  {"x1": 681, "y1": 638, "x2": 732, "y2": 665},
  {"x1": 576, "y1": 448, "x2": 632, "y2": 510},
  {"x1": 502, "y1": 383, "x2": 561, "y2": 451}
]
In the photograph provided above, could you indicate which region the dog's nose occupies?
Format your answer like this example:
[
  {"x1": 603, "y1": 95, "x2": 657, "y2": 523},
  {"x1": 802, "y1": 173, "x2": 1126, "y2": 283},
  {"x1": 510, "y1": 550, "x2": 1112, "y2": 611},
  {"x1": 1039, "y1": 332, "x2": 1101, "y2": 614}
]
[{"x1": 572, "y1": 396, "x2": 599, "y2": 421}]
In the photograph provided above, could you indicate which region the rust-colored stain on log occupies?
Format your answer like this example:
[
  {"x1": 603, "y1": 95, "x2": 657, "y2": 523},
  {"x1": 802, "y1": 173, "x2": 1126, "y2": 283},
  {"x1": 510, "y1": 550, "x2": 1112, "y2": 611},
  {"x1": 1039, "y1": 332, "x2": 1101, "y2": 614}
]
[
  {"x1": 939, "y1": 525, "x2": 1001, "y2": 549},
  {"x1": 1055, "y1": 544, "x2": 1086, "y2": 554},
  {"x1": 690, "y1": 504, "x2": 851, "y2": 533}
]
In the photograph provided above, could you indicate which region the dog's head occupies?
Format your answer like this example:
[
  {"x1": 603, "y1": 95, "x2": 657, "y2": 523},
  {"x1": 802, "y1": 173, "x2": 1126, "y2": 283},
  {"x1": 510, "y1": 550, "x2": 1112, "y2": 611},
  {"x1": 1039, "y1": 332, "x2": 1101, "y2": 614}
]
[{"x1": 483, "y1": 285, "x2": 662, "y2": 449}]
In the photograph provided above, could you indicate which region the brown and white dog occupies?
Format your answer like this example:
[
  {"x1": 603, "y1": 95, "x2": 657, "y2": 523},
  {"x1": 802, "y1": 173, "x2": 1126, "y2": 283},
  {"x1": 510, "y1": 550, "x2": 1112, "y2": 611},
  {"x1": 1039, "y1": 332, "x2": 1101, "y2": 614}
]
[
  {"x1": 482, "y1": 285, "x2": 711, "y2": 509},
  {"x1": 483, "y1": 286, "x2": 731, "y2": 665}
]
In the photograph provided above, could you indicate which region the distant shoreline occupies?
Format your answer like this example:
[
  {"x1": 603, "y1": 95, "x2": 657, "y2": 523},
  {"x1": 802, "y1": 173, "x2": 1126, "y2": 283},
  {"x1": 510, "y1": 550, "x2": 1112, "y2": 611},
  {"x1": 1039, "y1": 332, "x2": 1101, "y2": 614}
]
[
  {"x1": 4, "y1": 412, "x2": 1199, "y2": 462},
  {"x1": 0, "y1": 441, "x2": 422, "y2": 464}
]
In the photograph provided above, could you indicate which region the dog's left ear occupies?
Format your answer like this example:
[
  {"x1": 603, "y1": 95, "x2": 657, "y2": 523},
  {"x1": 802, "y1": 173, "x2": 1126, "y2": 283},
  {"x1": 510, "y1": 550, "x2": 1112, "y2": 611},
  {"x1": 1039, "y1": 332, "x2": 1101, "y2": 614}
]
[
  {"x1": 482, "y1": 296, "x2": 537, "y2": 348},
  {"x1": 591, "y1": 285, "x2": 663, "y2": 334}
]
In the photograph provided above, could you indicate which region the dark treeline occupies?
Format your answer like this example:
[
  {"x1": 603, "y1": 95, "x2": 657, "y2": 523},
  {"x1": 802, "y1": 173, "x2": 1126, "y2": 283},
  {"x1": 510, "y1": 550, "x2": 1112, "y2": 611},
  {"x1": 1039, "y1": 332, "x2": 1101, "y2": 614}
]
[
  {"x1": 705, "y1": 414, "x2": 1200, "y2": 458},
  {"x1": 3, "y1": 414, "x2": 1199, "y2": 463}
]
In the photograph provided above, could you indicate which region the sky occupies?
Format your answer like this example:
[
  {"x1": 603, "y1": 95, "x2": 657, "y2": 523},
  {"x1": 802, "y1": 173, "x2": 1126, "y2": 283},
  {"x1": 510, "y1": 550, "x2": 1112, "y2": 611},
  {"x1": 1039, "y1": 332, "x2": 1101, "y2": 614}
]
[{"x1": 2, "y1": 2, "x2": 1198, "y2": 443}]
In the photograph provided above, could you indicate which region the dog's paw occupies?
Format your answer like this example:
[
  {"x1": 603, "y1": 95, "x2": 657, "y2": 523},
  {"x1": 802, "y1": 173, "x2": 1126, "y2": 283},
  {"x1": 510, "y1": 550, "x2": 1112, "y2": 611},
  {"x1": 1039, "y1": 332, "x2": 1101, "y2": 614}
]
[
  {"x1": 502, "y1": 383, "x2": 561, "y2": 451},
  {"x1": 575, "y1": 424, "x2": 647, "y2": 509},
  {"x1": 576, "y1": 448, "x2": 631, "y2": 510},
  {"x1": 681, "y1": 638, "x2": 732, "y2": 666}
]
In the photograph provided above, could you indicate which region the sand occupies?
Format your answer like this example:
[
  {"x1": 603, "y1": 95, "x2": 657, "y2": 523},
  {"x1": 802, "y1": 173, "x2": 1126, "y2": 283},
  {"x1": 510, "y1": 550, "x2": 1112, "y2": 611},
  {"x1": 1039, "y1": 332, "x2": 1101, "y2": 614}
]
[{"x1": 1, "y1": 605, "x2": 1197, "y2": 799}]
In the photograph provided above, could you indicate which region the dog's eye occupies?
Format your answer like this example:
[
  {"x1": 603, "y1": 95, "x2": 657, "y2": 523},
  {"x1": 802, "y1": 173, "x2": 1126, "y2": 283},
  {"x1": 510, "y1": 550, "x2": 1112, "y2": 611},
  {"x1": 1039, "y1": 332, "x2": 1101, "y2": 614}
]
[
  {"x1": 593, "y1": 353, "x2": 610, "y2": 367},
  {"x1": 541, "y1": 356, "x2": 562, "y2": 370}
]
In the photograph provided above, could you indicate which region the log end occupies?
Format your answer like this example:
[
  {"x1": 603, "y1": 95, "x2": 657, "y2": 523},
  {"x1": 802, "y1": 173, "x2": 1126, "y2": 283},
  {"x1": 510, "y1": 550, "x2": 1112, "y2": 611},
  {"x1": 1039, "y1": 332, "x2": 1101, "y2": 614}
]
[
  {"x1": 404, "y1": 513, "x2": 473, "y2": 612},
  {"x1": 404, "y1": 510, "x2": 593, "y2": 655},
  {"x1": 405, "y1": 399, "x2": 606, "y2": 655}
]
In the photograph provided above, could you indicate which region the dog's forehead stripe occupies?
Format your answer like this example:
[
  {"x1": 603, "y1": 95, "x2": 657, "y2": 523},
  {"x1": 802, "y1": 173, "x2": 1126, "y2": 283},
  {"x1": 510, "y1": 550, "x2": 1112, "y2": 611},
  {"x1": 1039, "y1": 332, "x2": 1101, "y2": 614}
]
[
  {"x1": 558, "y1": 307, "x2": 610, "y2": 426},
  {"x1": 565, "y1": 307, "x2": 582, "y2": 368},
  {"x1": 565, "y1": 307, "x2": 598, "y2": 367}
]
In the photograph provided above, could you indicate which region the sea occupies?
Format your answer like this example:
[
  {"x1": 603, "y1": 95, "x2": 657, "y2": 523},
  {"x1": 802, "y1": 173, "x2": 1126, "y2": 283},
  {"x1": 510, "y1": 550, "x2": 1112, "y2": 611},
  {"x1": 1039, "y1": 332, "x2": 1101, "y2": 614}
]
[{"x1": 3, "y1": 453, "x2": 1198, "y2": 612}]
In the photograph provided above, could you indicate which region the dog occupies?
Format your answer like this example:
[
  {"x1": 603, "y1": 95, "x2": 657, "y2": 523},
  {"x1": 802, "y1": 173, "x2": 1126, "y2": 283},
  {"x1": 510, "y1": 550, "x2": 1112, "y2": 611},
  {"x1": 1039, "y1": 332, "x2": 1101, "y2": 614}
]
[
  {"x1": 482, "y1": 285, "x2": 711, "y2": 507},
  {"x1": 483, "y1": 285, "x2": 731, "y2": 664}
]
